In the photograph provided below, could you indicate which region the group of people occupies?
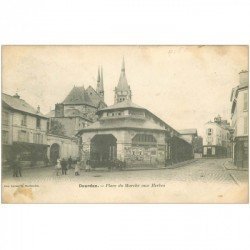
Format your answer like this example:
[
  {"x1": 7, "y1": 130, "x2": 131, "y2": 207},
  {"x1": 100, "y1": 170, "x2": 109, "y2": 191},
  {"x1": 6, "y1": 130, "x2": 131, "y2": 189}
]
[{"x1": 55, "y1": 156, "x2": 91, "y2": 176}]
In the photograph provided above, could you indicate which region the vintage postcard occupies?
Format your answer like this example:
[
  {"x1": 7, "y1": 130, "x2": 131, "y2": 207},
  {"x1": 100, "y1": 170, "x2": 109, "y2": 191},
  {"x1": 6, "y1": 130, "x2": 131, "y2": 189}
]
[{"x1": 1, "y1": 45, "x2": 249, "y2": 203}]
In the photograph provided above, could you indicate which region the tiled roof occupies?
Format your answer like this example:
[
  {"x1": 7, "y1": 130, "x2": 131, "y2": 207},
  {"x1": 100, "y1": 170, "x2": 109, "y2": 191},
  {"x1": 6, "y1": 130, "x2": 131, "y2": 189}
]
[
  {"x1": 77, "y1": 118, "x2": 166, "y2": 135},
  {"x1": 178, "y1": 129, "x2": 197, "y2": 135},
  {"x1": 62, "y1": 86, "x2": 94, "y2": 106},
  {"x1": 98, "y1": 99, "x2": 144, "y2": 112},
  {"x1": 2, "y1": 93, "x2": 47, "y2": 118},
  {"x1": 86, "y1": 85, "x2": 106, "y2": 107}
]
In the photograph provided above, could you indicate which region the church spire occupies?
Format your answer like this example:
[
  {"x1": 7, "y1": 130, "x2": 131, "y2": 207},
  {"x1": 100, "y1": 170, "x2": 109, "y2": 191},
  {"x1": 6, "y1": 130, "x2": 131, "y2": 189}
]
[
  {"x1": 121, "y1": 56, "x2": 125, "y2": 72},
  {"x1": 96, "y1": 66, "x2": 104, "y2": 102},
  {"x1": 114, "y1": 58, "x2": 132, "y2": 104},
  {"x1": 100, "y1": 66, "x2": 103, "y2": 85},
  {"x1": 97, "y1": 67, "x2": 100, "y2": 83}
]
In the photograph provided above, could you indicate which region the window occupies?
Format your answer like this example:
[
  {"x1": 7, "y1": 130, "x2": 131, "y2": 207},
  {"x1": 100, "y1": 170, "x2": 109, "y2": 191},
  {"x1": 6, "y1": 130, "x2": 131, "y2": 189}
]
[
  {"x1": 244, "y1": 117, "x2": 248, "y2": 134},
  {"x1": 207, "y1": 128, "x2": 213, "y2": 136},
  {"x1": 243, "y1": 93, "x2": 248, "y2": 111},
  {"x1": 21, "y1": 115, "x2": 27, "y2": 126},
  {"x1": 2, "y1": 111, "x2": 9, "y2": 125},
  {"x1": 36, "y1": 117, "x2": 41, "y2": 128},
  {"x1": 18, "y1": 130, "x2": 27, "y2": 142},
  {"x1": 132, "y1": 134, "x2": 157, "y2": 145},
  {"x1": 2, "y1": 130, "x2": 9, "y2": 144}
]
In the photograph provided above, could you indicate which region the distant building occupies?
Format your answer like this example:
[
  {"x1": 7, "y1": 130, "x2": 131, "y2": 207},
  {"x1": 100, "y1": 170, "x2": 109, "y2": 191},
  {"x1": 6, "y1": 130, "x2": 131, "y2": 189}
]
[
  {"x1": 178, "y1": 128, "x2": 197, "y2": 144},
  {"x1": 193, "y1": 136, "x2": 203, "y2": 154},
  {"x1": 230, "y1": 70, "x2": 248, "y2": 168},
  {"x1": 47, "y1": 67, "x2": 107, "y2": 137},
  {"x1": 178, "y1": 129, "x2": 203, "y2": 156},
  {"x1": 2, "y1": 93, "x2": 49, "y2": 167},
  {"x1": 203, "y1": 115, "x2": 231, "y2": 158}
]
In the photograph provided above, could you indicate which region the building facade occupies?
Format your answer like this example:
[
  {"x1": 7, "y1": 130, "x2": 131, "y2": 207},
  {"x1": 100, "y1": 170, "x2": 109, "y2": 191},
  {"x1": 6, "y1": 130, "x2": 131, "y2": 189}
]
[
  {"x1": 77, "y1": 60, "x2": 194, "y2": 168},
  {"x1": 47, "y1": 67, "x2": 107, "y2": 137},
  {"x1": 2, "y1": 93, "x2": 49, "y2": 167},
  {"x1": 230, "y1": 70, "x2": 248, "y2": 168},
  {"x1": 203, "y1": 115, "x2": 231, "y2": 158},
  {"x1": 47, "y1": 134, "x2": 79, "y2": 165}
]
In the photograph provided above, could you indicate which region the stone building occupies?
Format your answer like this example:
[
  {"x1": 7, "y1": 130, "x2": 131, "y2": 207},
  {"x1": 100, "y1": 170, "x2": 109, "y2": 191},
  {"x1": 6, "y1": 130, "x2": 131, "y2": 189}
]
[
  {"x1": 230, "y1": 70, "x2": 248, "y2": 168},
  {"x1": 2, "y1": 93, "x2": 49, "y2": 167},
  {"x1": 47, "y1": 67, "x2": 107, "y2": 137},
  {"x1": 178, "y1": 129, "x2": 203, "y2": 155},
  {"x1": 2, "y1": 93, "x2": 80, "y2": 167},
  {"x1": 203, "y1": 115, "x2": 231, "y2": 158},
  {"x1": 77, "y1": 60, "x2": 194, "y2": 168}
]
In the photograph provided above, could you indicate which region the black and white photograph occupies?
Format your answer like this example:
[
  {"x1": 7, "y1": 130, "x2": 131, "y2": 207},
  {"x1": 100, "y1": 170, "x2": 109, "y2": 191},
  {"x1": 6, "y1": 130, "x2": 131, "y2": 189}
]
[{"x1": 1, "y1": 45, "x2": 248, "y2": 203}]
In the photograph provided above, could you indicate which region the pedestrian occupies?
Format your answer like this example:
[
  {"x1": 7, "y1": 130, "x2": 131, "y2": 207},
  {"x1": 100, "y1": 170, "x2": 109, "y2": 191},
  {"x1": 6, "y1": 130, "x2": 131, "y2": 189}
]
[
  {"x1": 11, "y1": 156, "x2": 19, "y2": 177},
  {"x1": 85, "y1": 159, "x2": 91, "y2": 172},
  {"x1": 61, "y1": 158, "x2": 68, "y2": 175},
  {"x1": 16, "y1": 155, "x2": 22, "y2": 177},
  {"x1": 55, "y1": 158, "x2": 61, "y2": 176},
  {"x1": 75, "y1": 159, "x2": 81, "y2": 176},
  {"x1": 68, "y1": 156, "x2": 72, "y2": 169}
]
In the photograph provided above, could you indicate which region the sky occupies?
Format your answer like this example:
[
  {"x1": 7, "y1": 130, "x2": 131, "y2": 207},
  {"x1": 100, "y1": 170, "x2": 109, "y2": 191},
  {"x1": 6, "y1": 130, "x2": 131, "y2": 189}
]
[{"x1": 2, "y1": 45, "x2": 248, "y2": 137}]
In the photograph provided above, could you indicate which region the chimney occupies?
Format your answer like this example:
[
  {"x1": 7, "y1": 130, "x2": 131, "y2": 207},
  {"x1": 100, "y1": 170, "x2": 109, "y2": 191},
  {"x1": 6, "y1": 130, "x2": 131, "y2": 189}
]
[
  {"x1": 55, "y1": 103, "x2": 64, "y2": 117},
  {"x1": 37, "y1": 105, "x2": 40, "y2": 113},
  {"x1": 239, "y1": 70, "x2": 249, "y2": 87}
]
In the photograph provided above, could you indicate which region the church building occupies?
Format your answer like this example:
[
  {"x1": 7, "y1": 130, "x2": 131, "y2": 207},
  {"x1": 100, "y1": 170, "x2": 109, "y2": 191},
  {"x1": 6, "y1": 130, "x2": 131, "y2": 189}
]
[
  {"x1": 47, "y1": 67, "x2": 107, "y2": 138},
  {"x1": 77, "y1": 60, "x2": 194, "y2": 168}
]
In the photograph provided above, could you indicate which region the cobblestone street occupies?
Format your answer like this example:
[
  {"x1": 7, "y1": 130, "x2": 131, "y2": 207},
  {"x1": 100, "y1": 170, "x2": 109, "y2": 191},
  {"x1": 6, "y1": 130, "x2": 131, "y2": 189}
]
[
  {"x1": 2, "y1": 158, "x2": 248, "y2": 184},
  {"x1": 2, "y1": 158, "x2": 248, "y2": 203}
]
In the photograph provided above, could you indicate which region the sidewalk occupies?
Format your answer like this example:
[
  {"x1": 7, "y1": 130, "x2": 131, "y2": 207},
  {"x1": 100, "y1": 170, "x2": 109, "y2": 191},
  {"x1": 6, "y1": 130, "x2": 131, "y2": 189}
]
[
  {"x1": 223, "y1": 159, "x2": 249, "y2": 185},
  {"x1": 223, "y1": 159, "x2": 248, "y2": 171}
]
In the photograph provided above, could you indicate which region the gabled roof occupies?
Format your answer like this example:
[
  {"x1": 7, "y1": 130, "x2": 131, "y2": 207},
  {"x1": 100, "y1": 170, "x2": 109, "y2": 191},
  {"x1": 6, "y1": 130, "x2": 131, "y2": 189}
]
[
  {"x1": 86, "y1": 85, "x2": 106, "y2": 107},
  {"x1": 178, "y1": 129, "x2": 197, "y2": 135},
  {"x1": 62, "y1": 86, "x2": 94, "y2": 106},
  {"x1": 2, "y1": 93, "x2": 47, "y2": 118}
]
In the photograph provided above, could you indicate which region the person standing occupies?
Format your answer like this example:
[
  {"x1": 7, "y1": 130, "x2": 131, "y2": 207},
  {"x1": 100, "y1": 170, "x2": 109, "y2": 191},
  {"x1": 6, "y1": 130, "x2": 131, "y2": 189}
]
[
  {"x1": 68, "y1": 156, "x2": 72, "y2": 169},
  {"x1": 16, "y1": 155, "x2": 22, "y2": 177},
  {"x1": 75, "y1": 159, "x2": 80, "y2": 176},
  {"x1": 85, "y1": 159, "x2": 91, "y2": 172},
  {"x1": 61, "y1": 158, "x2": 68, "y2": 175},
  {"x1": 11, "y1": 155, "x2": 19, "y2": 177},
  {"x1": 55, "y1": 158, "x2": 61, "y2": 176}
]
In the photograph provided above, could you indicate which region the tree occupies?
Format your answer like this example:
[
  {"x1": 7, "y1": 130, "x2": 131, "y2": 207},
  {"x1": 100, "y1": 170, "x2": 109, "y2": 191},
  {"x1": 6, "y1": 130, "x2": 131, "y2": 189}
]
[{"x1": 49, "y1": 119, "x2": 65, "y2": 136}]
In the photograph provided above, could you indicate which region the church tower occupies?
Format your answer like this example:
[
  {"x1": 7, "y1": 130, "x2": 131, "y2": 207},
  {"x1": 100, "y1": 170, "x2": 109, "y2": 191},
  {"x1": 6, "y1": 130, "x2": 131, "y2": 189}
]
[
  {"x1": 96, "y1": 66, "x2": 104, "y2": 102},
  {"x1": 114, "y1": 58, "x2": 132, "y2": 103}
]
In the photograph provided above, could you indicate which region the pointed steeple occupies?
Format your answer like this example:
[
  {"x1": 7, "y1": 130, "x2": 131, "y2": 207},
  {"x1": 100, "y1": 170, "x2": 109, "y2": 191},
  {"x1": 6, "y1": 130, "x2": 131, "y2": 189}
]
[
  {"x1": 100, "y1": 66, "x2": 103, "y2": 85},
  {"x1": 114, "y1": 58, "x2": 132, "y2": 104},
  {"x1": 117, "y1": 58, "x2": 129, "y2": 90},
  {"x1": 121, "y1": 56, "x2": 125, "y2": 72},
  {"x1": 96, "y1": 66, "x2": 104, "y2": 102},
  {"x1": 97, "y1": 67, "x2": 100, "y2": 83}
]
